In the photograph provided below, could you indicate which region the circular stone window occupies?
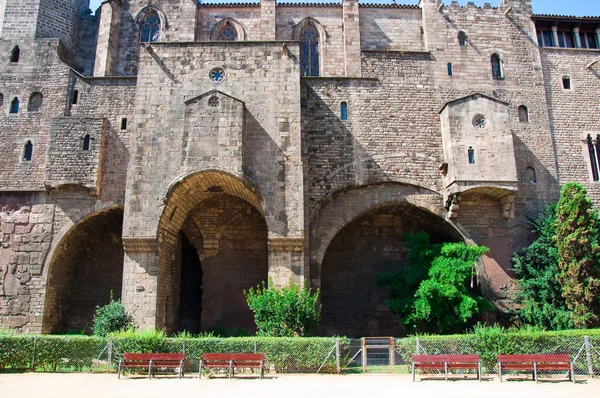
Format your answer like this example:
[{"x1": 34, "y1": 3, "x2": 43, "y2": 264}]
[
  {"x1": 208, "y1": 96, "x2": 219, "y2": 107},
  {"x1": 209, "y1": 67, "x2": 225, "y2": 83},
  {"x1": 472, "y1": 114, "x2": 488, "y2": 129}
]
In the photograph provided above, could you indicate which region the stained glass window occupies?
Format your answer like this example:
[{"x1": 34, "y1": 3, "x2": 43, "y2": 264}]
[
  {"x1": 218, "y1": 23, "x2": 238, "y2": 41},
  {"x1": 209, "y1": 67, "x2": 225, "y2": 83},
  {"x1": 140, "y1": 11, "x2": 160, "y2": 43},
  {"x1": 473, "y1": 114, "x2": 487, "y2": 129},
  {"x1": 300, "y1": 25, "x2": 319, "y2": 77}
]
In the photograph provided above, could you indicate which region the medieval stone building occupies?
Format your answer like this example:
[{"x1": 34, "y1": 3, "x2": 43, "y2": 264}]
[{"x1": 0, "y1": 0, "x2": 599, "y2": 337}]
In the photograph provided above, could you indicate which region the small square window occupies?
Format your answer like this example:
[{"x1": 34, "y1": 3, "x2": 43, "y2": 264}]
[{"x1": 562, "y1": 76, "x2": 572, "y2": 90}]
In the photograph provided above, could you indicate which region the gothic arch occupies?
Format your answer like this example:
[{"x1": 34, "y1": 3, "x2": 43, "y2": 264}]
[
  {"x1": 156, "y1": 169, "x2": 268, "y2": 333},
  {"x1": 293, "y1": 17, "x2": 327, "y2": 42},
  {"x1": 310, "y1": 183, "x2": 465, "y2": 279},
  {"x1": 41, "y1": 204, "x2": 124, "y2": 333},
  {"x1": 294, "y1": 17, "x2": 327, "y2": 77},
  {"x1": 135, "y1": 6, "x2": 168, "y2": 42},
  {"x1": 210, "y1": 18, "x2": 246, "y2": 41}
]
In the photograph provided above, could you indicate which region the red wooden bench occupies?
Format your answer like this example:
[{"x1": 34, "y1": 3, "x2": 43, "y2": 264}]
[
  {"x1": 118, "y1": 353, "x2": 185, "y2": 379},
  {"x1": 412, "y1": 354, "x2": 481, "y2": 381},
  {"x1": 199, "y1": 353, "x2": 265, "y2": 379},
  {"x1": 498, "y1": 354, "x2": 574, "y2": 383}
]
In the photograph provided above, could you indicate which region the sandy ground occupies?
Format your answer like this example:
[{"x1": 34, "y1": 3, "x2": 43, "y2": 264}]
[{"x1": 0, "y1": 373, "x2": 598, "y2": 398}]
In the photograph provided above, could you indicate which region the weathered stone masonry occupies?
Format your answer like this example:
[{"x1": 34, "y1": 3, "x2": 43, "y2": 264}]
[{"x1": 1, "y1": 0, "x2": 599, "y2": 336}]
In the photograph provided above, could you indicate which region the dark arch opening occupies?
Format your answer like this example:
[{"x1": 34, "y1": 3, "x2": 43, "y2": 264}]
[
  {"x1": 9, "y1": 97, "x2": 19, "y2": 114},
  {"x1": 82, "y1": 134, "x2": 91, "y2": 151},
  {"x1": 10, "y1": 46, "x2": 20, "y2": 62},
  {"x1": 175, "y1": 194, "x2": 268, "y2": 335},
  {"x1": 319, "y1": 203, "x2": 461, "y2": 337},
  {"x1": 42, "y1": 208, "x2": 125, "y2": 334},
  {"x1": 23, "y1": 140, "x2": 33, "y2": 161},
  {"x1": 28, "y1": 92, "x2": 43, "y2": 112}
]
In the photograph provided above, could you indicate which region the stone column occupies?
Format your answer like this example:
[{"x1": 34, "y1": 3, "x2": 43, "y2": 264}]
[
  {"x1": 268, "y1": 238, "x2": 305, "y2": 288},
  {"x1": 551, "y1": 26, "x2": 559, "y2": 48},
  {"x1": 93, "y1": 0, "x2": 121, "y2": 77},
  {"x1": 260, "y1": 0, "x2": 276, "y2": 40},
  {"x1": 121, "y1": 238, "x2": 159, "y2": 329},
  {"x1": 573, "y1": 27, "x2": 582, "y2": 48},
  {"x1": 342, "y1": 0, "x2": 361, "y2": 77}
]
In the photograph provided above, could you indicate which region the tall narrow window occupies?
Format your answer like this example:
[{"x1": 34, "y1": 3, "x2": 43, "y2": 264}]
[
  {"x1": 458, "y1": 31, "x2": 467, "y2": 47},
  {"x1": 83, "y1": 134, "x2": 91, "y2": 151},
  {"x1": 468, "y1": 146, "x2": 475, "y2": 164},
  {"x1": 300, "y1": 24, "x2": 320, "y2": 77},
  {"x1": 518, "y1": 105, "x2": 529, "y2": 123},
  {"x1": 588, "y1": 134, "x2": 599, "y2": 181},
  {"x1": 72, "y1": 90, "x2": 78, "y2": 104},
  {"x1": 9, "y1": 97, "x2": 19, "y2": 114},
  {"x1": 340, "y1": 102, "x2": 348, "y2": 121},
  {"x1": 218, "y1": 22, "x2": 238, "y2": 41},
  {"x1": 0, "y1": 93, "x2": 4, "y2": 108},
  {"x1": 10, "y1": 46, "x2": 20, "y2": 63},
  {"x1": 491, "y1": 54, "x2": 502, "y2": 79},
  {"x1": 121, "y1": 118, "x2": 128, "y2": 130},
  {"x1": 140, "y1": 10, "x2": 160, "y2": 43},
  {"x1": 595, "y1": 135, "x2": 600, "y2": 178},
  {"x1": 562, "y1": 76, "x2": 571, "y2": 90},
  {"x1": 28, "y1": 92, "x2": 43, "y2": 112},
  {"x1": 447, "y1": 63, "x2": 453, "y2": 76},
  {"x1": 23, "y1": 141, "x2": 33, "y2": 161}
]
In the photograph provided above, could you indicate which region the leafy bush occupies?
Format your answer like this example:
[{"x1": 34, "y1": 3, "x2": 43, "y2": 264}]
[
  {"x1": 92, "y1": 294, "x2": 134, "y2": 337},
  {"x1": 377, "y1": 232, "x2": 490, "y2": 333},
  {"x1": 244, "y1": 280, "x2": 321, "y2": 337},
  {"x1": 512, "y1": 204, "x2": 573, "y2": 330}
]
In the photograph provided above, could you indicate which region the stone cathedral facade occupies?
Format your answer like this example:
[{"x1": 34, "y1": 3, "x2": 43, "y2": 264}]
[{"x1": 0, "y1": 0, "x2": 599, "y2": 337}]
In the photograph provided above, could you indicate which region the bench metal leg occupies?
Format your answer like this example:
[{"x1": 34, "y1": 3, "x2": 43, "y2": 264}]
[
  {"x1": 570, "y1": 362, "x2": 575, "y2": 384},
  {"x1": 533, "y1": 362, "x2": 538, "y2": 383},
  {"x1": 148, "y1": 360, "x2": 153, "y2": 379},
  {"x1": 444, "y1": 362, "x2": 448, "y2": 382},
  {"x1": 229, "y1": 360, "x2": 233, "y2": 379},
  {"x1": 478, "y1": 362, "x2": 481, "y2": 381},
  {"x1": 179, "y1": 360, "x2": 184, "y2": 379},
  {"x1": 412, "y1": 363, "x2": 416, "y2": 382},
  {"x1": 260, "y1": 361, "x2": 263, "y2": 380}
]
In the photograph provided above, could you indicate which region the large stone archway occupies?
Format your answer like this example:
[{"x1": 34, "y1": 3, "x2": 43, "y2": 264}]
[
  {"x1": 310, "y1": 183, "x2": 464, "y2": 337},
  {"x1": 42, "y1": 206, "x2": 124, "y2": 334},
  {"x1": 154, "y1": 170, "x2": 268, "y2": 333}
]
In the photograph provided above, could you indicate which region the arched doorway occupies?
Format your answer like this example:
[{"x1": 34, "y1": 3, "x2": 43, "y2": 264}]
[
  {"x1": 157, "y1": 170, "x2": 268, "y2": 334},
  {"x1": 42, "y1": 207, "x2": 124, "y2": 334}
]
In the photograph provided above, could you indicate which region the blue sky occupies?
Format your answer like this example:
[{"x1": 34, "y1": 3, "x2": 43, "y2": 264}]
[{"x1": 88, "y1": 0, "x2": 600, "y2": 16}]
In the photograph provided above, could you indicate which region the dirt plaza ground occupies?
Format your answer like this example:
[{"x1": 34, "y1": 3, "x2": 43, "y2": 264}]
[{"x1": 1, "y1": 373, "x2": 599, "y2": 398}]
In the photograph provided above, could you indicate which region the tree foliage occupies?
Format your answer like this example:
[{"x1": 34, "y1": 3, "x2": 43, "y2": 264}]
[
  {"x1": 244, "y1": 280, "x2": 321, "y2": 337},
  {"x1": 92, "y1": 293, "x2": 134, "y2": 337},
  {"x1": 554, "y1": 182, "x2": 600, "y2": 328},
  {"x1": 377, "y1": 232, "x2": 490, "y2": 334},
  {"x1": 512, "y1": 205, "x2": 573, "y2": 330}
]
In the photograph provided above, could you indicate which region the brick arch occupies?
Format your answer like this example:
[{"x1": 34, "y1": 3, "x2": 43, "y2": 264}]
[
  {"x1": 41, "y1": 204, "x2": 124, "y2": 333},
  {"x1": 309, "y1": 183, "x2": 465, "y2": 284},
  {"x1": 156, "y1": 169, "x2": 267, "y2": 332}
]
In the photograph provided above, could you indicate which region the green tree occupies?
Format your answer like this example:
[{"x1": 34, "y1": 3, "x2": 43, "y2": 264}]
[
  {"x1": 92, "y1": 293, "x2": 134, "y2": 337},
  {"x1": 512, "y1": 205, "x2": 573, "y2": 330},
  {"x1": 378, "y1": 232, "x2": 490, "y2": 334},
  {"x1": 244, "y1": 280, "x2": 321, "y2": 337},
  {"x1": 555, "y1": 182, "x2": 600, "y2": 328}
]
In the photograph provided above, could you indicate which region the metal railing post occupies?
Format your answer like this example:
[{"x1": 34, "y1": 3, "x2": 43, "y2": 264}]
[
  {"x1": 362, "y1": 338, "x2": 366, "y2": 373},
  {"x1": 31, "y1": 336, "x2": 37, "y2": 371},
  {"x1": 335, "y1": 338, "x2": 341, "y2": 374},
  {"x1": 416, "y1": 337, "x2": 420, "y2": 355},
  {"x1": 107, "y1": 337, "x2": 113, "y2": 374},
  {"x1": 389, "y1": 337, "x2": 394, "y2": 373},
  {"x1": 585, "y1": 336, "x2": 594, "y2": 376}
]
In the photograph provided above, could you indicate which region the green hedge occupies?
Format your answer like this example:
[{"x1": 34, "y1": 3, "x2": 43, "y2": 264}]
[
  {"x1": 0, "y1": 335, "x2": 347, "y2": 374},
  {"x1": 396, "y1": 328, "x2": 600, "y2": 374}
]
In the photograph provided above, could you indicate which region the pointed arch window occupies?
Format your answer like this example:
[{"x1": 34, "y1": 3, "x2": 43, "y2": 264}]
[
  {"x1": 10, "y1": 46, "x2": 20, "y2": 62},
  {"x1": 491, "y1": 53, "x2": 503, "y2": 79},
  {"x1": 23, "y1": 141, "x2": 33, "y2": 161},
  {"x1": 218, "y1": 22, "x2": 238, "y2": 41},
  {"x1": 82, "y1": 134, "x2": 91, "y2": 151},
  {"x1": 468, "y1": 146, "x2": 475, "y2": 164},
  {"x1": 28, "y1": 92, "x2": 43, "y2": 112},
  {"x1": 9, "y1": 97, "x2": 19, "y2": 114},
  {"x1": 140, "y1": 10, "x2": 161, "y2": 43},
  {"x1": 300, "y1": 24, "x2": 320, "y2": 77}
]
